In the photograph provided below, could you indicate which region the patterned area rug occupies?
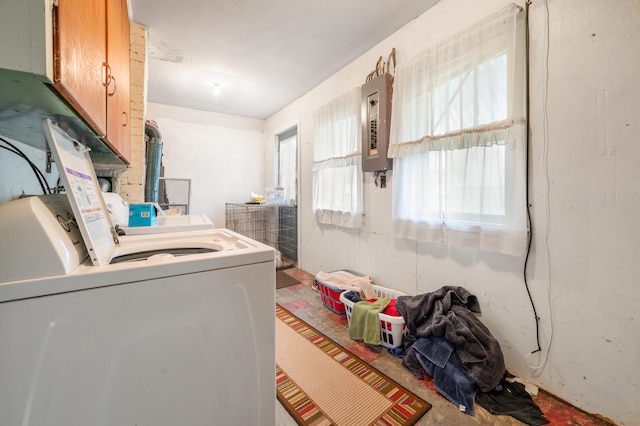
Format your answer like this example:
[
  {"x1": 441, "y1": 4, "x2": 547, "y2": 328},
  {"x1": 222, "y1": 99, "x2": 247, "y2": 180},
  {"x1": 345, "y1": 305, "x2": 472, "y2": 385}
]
[{"x1": 276, "y1": 304, "x2": 431, "y2": 425}]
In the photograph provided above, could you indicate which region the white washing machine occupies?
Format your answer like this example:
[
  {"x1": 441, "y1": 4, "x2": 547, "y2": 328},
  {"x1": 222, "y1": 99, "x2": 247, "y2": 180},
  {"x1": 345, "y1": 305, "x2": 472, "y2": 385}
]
[
  {"x1": 102, "y1": 191, "x2": 215, "y2": 236},
  {"x1": 0, "y1": 120, "x2": 276, "y2": 426}
]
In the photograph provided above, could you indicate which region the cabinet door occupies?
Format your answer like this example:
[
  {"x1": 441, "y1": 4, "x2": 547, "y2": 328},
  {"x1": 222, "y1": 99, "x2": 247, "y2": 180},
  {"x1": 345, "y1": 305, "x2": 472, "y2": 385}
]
[
  {"x1": 53, "y1": 0, "x2": 107, "y2": 137},
  {"x1": 106, "y1": 0, "x2": 131, "y2": 163}
]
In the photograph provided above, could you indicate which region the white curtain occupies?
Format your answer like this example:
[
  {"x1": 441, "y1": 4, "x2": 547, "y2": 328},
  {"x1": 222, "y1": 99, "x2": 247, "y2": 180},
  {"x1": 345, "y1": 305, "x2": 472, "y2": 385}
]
[
  {"x1": 312, "y1": 87, "x2": 363, "y2": 228},
  {"x1": 389, "y1": 4, "x2": 528, "y2": 255}
]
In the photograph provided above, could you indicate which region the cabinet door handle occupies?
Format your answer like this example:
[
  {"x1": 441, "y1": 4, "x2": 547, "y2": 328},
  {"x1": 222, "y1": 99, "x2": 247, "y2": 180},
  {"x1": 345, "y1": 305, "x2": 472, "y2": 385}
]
[
  {"x1": 103, "y1": 63, "x2": 113, "y2": 87},
  {"x1": 108, "y1": 75, "x2": 117, "y2": 96},
  {"x1": 121, "y1": 111, "x2": 129, "y2": 127}
]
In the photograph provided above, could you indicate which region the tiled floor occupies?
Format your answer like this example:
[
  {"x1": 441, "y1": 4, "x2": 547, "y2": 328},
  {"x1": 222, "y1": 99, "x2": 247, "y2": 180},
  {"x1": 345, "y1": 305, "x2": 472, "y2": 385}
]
[{"x1": 275, "y1": 267, "x2": 613, "y2": 426}]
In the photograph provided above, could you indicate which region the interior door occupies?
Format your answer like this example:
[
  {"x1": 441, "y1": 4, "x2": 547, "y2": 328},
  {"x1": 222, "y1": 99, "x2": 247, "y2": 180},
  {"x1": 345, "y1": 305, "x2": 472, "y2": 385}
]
[
  {"x1": 277, "y1": 128, "x2": 297, "y2": 204},
  {"x1": 276, "y1": 127, "x2": 298, "y2": 266}
]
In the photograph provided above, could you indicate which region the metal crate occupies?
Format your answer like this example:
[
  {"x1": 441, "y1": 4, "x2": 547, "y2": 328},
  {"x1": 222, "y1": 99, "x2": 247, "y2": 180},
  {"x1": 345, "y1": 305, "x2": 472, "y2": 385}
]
[{"x1": 225, "y1": 203, "x2": 297, "y2": 267}]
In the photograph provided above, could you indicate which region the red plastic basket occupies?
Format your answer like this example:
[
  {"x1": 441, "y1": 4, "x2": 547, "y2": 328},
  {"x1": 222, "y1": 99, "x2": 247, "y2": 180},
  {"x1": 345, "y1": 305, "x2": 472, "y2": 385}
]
[{"x1": 314, "y1": 278, "x2": 346, "y2": 314}]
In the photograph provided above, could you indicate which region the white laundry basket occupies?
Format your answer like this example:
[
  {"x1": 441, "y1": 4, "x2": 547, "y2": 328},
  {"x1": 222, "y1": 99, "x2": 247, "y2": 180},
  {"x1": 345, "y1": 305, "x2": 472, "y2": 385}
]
[{"x1": 339, "y1": 285, "x2": 407, "y2": 349}]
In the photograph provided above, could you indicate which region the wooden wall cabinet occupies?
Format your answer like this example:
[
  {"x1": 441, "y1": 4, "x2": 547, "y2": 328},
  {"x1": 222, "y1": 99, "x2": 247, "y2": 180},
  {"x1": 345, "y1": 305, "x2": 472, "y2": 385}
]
[
  {"x1": 0, "y1": 0, "x2": 131, "y2": 165},
  {"x1": 53, "y1": 0, "x2": 131, "y2": 163},
  {"x1": 107, "y1": 0, "x2": 131, "y2": 162}
]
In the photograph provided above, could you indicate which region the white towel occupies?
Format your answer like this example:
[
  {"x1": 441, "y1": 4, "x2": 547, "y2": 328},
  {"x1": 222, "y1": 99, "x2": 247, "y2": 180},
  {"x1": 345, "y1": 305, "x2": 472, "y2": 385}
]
[{"x1": 315, "y1": 270, "x2": 375, "y2": 300}]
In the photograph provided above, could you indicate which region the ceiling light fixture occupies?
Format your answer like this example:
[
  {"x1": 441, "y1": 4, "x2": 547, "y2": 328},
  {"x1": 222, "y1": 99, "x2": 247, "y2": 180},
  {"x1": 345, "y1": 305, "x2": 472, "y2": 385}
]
[{"x1": 213, "y1": 82, "x2": 222, "y2": 97}]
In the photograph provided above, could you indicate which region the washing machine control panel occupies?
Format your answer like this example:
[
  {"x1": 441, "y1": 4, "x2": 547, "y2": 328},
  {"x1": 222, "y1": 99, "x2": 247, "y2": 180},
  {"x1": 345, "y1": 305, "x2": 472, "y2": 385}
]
[
  {"x1": 0, "y1": 194, "x2": 88, "y2": 282},
  {"x1": 42, "y1": 194, "x2": 85, "y2": 249}
]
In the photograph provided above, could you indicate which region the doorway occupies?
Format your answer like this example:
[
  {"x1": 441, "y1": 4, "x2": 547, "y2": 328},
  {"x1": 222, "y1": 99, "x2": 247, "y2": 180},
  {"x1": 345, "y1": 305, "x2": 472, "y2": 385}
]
[{"x1": 276, "y1": 127, "x2": 298, "y2": 267}]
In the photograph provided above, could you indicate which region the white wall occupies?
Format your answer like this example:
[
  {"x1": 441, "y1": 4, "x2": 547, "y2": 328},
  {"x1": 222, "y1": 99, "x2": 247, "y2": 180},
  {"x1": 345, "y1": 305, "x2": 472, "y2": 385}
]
[
  {"x1": 146, "y1": 103, "x2": 265, "y2": 227},
  {"x1": 263, "y1": 0, "x2": 640, "y2": 424}
]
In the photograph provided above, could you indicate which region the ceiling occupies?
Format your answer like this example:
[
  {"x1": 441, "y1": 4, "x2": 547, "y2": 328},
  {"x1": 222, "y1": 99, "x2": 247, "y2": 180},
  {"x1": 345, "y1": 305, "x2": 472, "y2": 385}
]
[{"x1": 129, "y1": 0, "x2": 440, "y2": 120}]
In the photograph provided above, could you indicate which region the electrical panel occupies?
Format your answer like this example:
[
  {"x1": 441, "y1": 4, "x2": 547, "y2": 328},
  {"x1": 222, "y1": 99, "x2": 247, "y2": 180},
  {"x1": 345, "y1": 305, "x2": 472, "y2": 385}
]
[{"x1": 361, "y1": 73, "x2": 393, "y2": 172}]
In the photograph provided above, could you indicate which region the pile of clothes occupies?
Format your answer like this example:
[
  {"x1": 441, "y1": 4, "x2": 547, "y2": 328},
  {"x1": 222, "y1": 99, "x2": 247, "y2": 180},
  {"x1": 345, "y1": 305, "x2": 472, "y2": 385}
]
[
  {"x1": 315, "y1": 272, "x2": 548, "y2": 425},
  {"x1": 396, "y1": 286, "x2": 504, "y2": 415},
  {"x1": 395, "y1": 286, "x2": 549, "y2": 425}
]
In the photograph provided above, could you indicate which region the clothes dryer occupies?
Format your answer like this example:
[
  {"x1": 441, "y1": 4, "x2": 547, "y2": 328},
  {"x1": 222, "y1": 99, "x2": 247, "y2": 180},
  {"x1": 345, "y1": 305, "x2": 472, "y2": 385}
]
[{"x1": 102, "y1": 191, "x2": 215, "y2": 235}]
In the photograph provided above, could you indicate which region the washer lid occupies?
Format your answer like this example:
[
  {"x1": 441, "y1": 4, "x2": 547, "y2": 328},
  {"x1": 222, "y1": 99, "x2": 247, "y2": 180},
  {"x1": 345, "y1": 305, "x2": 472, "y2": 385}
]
[{"x1": 43, "y1": 118, "x2": 118, "y2": 266}]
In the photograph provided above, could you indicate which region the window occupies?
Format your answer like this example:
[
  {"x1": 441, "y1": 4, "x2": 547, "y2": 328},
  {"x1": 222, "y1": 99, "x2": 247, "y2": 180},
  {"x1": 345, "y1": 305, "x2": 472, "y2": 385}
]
[
  {"x1": 277, "y1": 127, "x2": 297, "y2": 204},
  {"x1": 389, "y1": 4, "x2": 528, "y2": 255},
  {"x1": 312, "y1": 87, "x2": 363, "y2": 228}
]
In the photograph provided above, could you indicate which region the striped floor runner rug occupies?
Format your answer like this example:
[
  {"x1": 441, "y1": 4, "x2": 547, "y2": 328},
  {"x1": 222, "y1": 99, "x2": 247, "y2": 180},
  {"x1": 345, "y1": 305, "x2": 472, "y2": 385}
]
[{"x1": 276, "y1": 304, "x2": 431, "y2": 425}]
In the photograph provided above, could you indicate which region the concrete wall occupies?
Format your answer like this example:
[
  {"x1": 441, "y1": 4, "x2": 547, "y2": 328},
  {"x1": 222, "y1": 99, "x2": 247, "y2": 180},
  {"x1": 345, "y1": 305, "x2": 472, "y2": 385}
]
[
  {"x1": 145, "y1": 102, "x2": 265, "y2": 227},
  {"x1": 263, "y1": 0, "x2": 640, "y2": 424}
]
